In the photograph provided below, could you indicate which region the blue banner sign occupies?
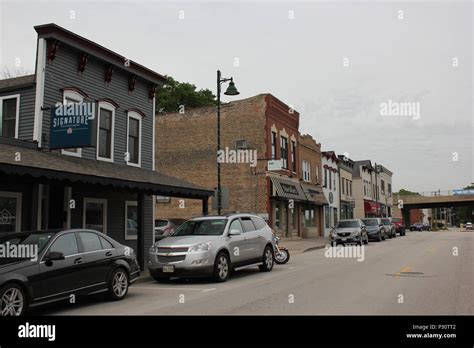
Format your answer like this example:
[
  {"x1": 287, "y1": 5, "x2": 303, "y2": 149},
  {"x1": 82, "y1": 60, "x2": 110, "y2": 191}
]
[
  {"x1": 50, "y1": 102, "x2": 94, "y2": 150},
  {"x1": 453, "y1": 189, "x2": 474, "y2": 195}
]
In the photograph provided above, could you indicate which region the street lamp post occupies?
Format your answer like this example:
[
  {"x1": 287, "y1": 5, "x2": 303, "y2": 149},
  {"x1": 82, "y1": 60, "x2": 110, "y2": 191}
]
[{"x1": 216, "y1": 70, "x2": 239, "y2": 215}]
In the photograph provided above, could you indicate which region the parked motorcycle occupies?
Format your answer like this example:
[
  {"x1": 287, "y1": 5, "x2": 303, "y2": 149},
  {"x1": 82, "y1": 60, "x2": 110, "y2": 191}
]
[{"x1": 273, "y1": 236, "x2": 290, "y2": 264}]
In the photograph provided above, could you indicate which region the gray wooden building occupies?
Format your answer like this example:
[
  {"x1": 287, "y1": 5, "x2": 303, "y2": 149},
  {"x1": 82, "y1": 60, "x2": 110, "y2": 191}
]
[{"x1": 0, "y1": 23, "x2": 212, "y2": 268}]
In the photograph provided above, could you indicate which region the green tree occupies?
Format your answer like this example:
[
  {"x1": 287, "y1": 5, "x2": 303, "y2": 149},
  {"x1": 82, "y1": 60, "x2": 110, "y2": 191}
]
[
  {"x1": 396, "y1": 188, "x2": 420, "y2": 196},
  {"x1": 155, "y1": 76, "x2": 216, "y2": 113}
]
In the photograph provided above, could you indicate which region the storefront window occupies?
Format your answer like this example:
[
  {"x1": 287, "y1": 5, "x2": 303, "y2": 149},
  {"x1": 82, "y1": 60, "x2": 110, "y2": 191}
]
[
  {"x1": 0, "y1": 192, "x2": 22, "y2": 233},
  {"x1": 325, "y1": 206, "x2": 330, "y2": 228},
  {"x1": 84, "y1": 198, "x2": 107, "y2": 233},
  {"x1": 305, "y1": 208, "x2": 315, "y2": 227},
  {"x1": 275, "y1": 204, "x2": 281, "y2": 229},
  {"x1": 125, "y1": 201, "x2": 138, "y2": 240}
]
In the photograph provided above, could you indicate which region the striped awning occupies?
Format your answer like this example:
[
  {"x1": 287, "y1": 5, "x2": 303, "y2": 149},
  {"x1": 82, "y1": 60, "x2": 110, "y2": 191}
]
[
  {"x1": 269, "y1": 174, "x2": 307, "y2": 201},
  {"x1": 300, "y1": 182, "x2": 329, "y2": 205}
]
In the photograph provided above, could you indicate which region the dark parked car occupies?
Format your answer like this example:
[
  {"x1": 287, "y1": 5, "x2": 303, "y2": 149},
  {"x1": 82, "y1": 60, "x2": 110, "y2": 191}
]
[
  {"x1": 0, "y1": 229, "x2": 140, "y2": 316},
  {"x1": 361, "y1": 218, "x2": 385, "y2": 241},
  {"x1": 410, "y1": 222, "x2": 431, "y2": 231},
  {"x1": 154, "y1": 219, "x2": 187, "y2": 242},
  {"x1": 391, "y1": 217, "x2": 406, "y2": 236}
]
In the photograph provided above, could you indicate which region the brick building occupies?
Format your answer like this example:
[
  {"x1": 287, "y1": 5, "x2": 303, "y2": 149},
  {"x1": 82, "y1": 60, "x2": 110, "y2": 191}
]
[
  {"x1": 155, "y1": 94, "x2": 309, "y2": 238},
  {"x1": 299, "y1": 134, "x2": 327, "y2": 237}
]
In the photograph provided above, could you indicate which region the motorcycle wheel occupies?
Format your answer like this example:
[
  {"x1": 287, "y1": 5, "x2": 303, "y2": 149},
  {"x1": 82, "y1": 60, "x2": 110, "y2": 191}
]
[{"x1": 274, "y1": 249, "x2": 290, "y2": 264}]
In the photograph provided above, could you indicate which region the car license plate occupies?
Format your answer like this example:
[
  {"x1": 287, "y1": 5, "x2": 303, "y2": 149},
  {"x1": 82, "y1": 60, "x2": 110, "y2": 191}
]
[
  {"x1": 341, "y1": 238, "x2": 346, "y2": 241},
  {"x1": 163, "y1": 265, "x2": 174, "y2": 273}
]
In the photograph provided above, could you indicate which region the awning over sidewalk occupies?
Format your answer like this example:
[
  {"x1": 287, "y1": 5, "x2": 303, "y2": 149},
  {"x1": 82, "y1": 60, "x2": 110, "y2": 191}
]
[
  {"x1": 364, "y1": 200, "x2": 380, "y2": 214},
  {"x1": 300, "y1": 182, "x2": 328, "y2": 205},
  {"x1": 0, "y1": 143, "x2": 213, "y2": 199},
  {"x1": 268, "y1": 174, "x2": 307, "y2": 202}
]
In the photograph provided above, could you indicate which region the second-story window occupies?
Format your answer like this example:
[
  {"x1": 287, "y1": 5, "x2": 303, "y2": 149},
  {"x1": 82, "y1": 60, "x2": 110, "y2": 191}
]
[
  {"x1": 333, "y1": 171, "x2": 336, "y2": 191},
  {"x1": 280, "y1": 136, "x2": 288, "y2": 169},
  {"x1": 324, "y1": 168, "x2": 328, "y2": 187},
  {"x1": 341, "y1": 177, "x2": 345, "y2": 194},
  {"x1": 350, "y1": 181, "x2": 352, "y2": 196},
  {"x1": 271, "y1": 131, "x2": 277, "y2": 159},
  {"x1": 126, "y1": 112, "x2": 142, "y2": 167},
  {"x1": 346, "y1": 179, "x2": 349, "y2": 196},
  {"x1": 97, "y1": 102, "x2": 115, "y2": 162},
  {"x1": 302, "y1": 160, "x2": 311, "y2": 182},
  {"x1": 0, "y1": 95, "x2": 20, "y2": 139},
  {"x1": 62, "y1": 90, "x2": 84, "y2": 157},
  {"x1": 291, "y1": 140, "x2": 296, "y2": 172},
  {"x1": 329, "y1": 171, "x2": 332, "y2": 190}
]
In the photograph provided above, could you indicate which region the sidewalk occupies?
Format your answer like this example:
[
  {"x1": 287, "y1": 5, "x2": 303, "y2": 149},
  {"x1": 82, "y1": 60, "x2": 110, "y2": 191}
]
[{"x1": 279, "y1": 236, "x2": 329, "y2": 254}]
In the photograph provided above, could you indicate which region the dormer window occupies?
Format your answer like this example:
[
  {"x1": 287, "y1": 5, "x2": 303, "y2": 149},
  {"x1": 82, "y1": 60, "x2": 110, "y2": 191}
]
[{"x1": 0, "y1": 94, "x2": 20, "y2": 139}]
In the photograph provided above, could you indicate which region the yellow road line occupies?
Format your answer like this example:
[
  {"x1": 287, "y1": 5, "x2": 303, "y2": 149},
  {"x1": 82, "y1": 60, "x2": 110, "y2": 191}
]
[{"x1": 395, "y1": 266, "x2": 411, "y2": 278}]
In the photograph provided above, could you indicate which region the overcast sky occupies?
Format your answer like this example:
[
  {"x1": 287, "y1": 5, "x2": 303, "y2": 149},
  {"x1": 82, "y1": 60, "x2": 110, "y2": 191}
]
[{"x1": 0, "y1": 0, "x2": 472, "y2": 192}]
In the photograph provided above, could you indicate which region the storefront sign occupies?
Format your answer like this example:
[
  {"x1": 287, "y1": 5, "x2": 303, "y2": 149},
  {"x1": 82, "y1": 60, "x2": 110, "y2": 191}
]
[
  {"x1": 50, "y1": 102, "x2": 94, "y2": 149},
  {"x1": 268, "y1": 159, "x2": 283, "y2": 171},
  {"x1": 281, "y1": 183, "x2": 298, "y2": 195},
  {"x1": 155, "y1": 196, "x2": 171, "y2": 203}
]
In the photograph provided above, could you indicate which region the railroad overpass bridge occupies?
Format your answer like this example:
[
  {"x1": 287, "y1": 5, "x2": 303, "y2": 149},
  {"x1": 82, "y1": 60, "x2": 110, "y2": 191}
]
[
  {"x1": 392, "y1": 189, "x2": 474, "y2": 226},
  {"x1": 396, "y1": 190, "x2": 474, "y2": 210}
]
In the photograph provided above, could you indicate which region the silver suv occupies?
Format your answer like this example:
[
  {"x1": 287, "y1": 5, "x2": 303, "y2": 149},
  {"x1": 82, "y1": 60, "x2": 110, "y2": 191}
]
[{"x1": 148, "y1": 214, "x2": 275, "y2": 282}]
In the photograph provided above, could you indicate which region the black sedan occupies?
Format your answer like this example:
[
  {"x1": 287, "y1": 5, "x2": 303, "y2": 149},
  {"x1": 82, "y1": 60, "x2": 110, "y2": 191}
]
[
  {"x1": 409, "y1": 222, "x2": 431, "y2": 231},
  {"x1": 0, "y1": 229, "x2": 140, "y2": 316}
]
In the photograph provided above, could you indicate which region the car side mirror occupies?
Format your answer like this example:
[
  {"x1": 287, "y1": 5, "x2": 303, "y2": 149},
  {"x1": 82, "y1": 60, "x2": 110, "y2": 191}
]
[
  {"x1": 229, "y1": 229, "x2": 242, "y2": 236},
  {"x1": 45, "y1": 251, "x2": 65, "y2": 261}
]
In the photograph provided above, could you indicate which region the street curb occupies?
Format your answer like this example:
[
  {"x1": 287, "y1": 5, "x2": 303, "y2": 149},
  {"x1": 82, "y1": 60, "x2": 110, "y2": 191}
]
[{"x1": 301, "y1": 245, "x2": 327, "y2": 253}]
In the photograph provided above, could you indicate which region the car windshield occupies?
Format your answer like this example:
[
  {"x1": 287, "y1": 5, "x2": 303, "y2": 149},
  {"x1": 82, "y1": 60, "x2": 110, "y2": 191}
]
[
  {"x1": 0, "y1": 232, "x2": 55, "y2": 263},
  {"x1": 171, "y1": 219, "x2": 227, "y2": 236},
  {"x1": 337, "y1": 220, "x2": 360, "y2": 228},
  {"x1": 362, "y1": 219, "x2": 378, "y2": 226}
]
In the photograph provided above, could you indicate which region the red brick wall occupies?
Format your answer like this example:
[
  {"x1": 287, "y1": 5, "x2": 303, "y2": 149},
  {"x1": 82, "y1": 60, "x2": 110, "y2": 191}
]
[{"x1": 155, "y1": 95, "x2": 269, "y2": 220}]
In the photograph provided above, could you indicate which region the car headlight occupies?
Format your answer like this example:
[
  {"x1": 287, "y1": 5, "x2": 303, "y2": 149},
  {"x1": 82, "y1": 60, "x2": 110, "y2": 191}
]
[
  {"x1": 352, "y1": 230, "x2": 360, "y2": 235},
  {"x1": 188, "y1": 241, "x2": 212, "y2": 253}
]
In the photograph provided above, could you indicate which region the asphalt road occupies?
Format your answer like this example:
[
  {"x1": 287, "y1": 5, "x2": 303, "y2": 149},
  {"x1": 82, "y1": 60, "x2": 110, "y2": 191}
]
[{"x1": 32, "y1": 229, "x2": 473, "y2": 315}]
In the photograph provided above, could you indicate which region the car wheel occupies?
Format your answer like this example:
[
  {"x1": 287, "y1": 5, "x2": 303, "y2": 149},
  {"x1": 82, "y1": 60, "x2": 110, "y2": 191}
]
[
  {"x1": 0, "y1": 284, "x2": 26, "y2": 316},
  {"x1": 108, "y1": 268, "x2": 129, "y2": 301},
  {"x1": 213, "y1": 252, "x2": 230, "y2": 282},
  {"x1": 259, "y1": 246, "x2": 274, "y2": 272}
]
